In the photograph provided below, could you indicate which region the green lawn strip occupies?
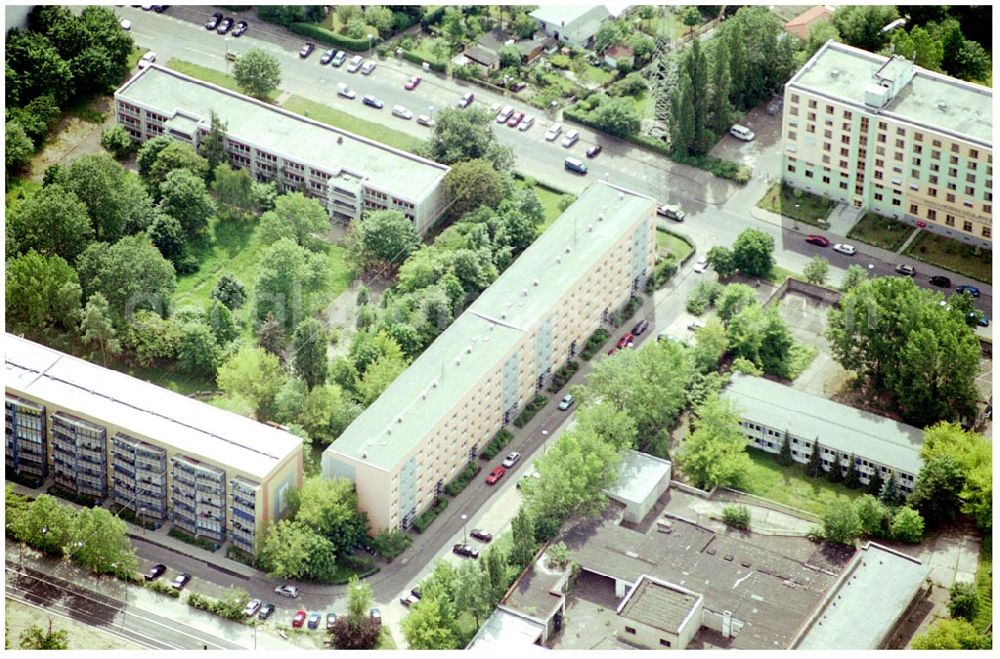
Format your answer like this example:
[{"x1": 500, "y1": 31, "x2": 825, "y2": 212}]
[
  {"x1": 172, "y1": 216, "x2": 262, "y2": 313},
  {"x1": 165, "y1": 58, "x2": 281, "y2": 102},
  {"x1": 766, "y1": 264, "x2": 805, "y2": 285},
  {"x1": 757, "y1": 182, "x2": 836, "y2": 227},
  {"x1": 846, "y1": 212, "x2": 913, "y2": 252},
  {"x1": 536, "y1": 186, "x2": 568, "y2": 231},
  {"x1": 104, "y1": 354, "x2": 215, "y2": 395},
  {"x1": 580, "y1": 64, "x2": 615, "y2": 86},
  {"x1": 740, "y1": 448, "x2": 863, "y2": 517},
  {"x1": 320, "y1": 241, "x2": 358, "y2": 306},
  {"x1": 656, "y1": 229, "x2": 694, "y2": 261},
  {"x1": 902, "y1": 231, "x2": 992, "y2": 285},
  {"x1": 281, "y1": 95, "x2": 421, "y2": 153},
  {"x1": 407, "y1": 37, "x2": 448, "y2": 66},
  {"x1": 377, "y1": 627, "x2": 397, "y2": 649},
  {"x1": 127, "y1": 45, "x2": 146, "y2": 70}
]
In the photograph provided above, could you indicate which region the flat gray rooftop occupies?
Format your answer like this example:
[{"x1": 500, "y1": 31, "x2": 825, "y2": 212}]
[
  {"x1": 117, "y1": 65, "x2": 448, "y2": 199},
  {"x1": 604, "y1": 450, "x2": 671, "y2": 506},
  {"x1": 467, "y1": 608, "x2": 545, "y2": 650},
  {"x1": 5, "y1": 334, "x2": 300, "y2": 480},
  {"x1": 325, "y1": 182, "x2": 654, "y2": 471},
  {"x1": 724, "y1": 374, "x2": 924, "y2": 475},
  {"x1": 619, "y1": 576, "x2": 699, "y2": 634},
  {"x1": 796, "y1": 543, "x2": 930, "y2": 649},
  {"x1": 791, "y1": 41, "x2": 992, "y2": 145}
]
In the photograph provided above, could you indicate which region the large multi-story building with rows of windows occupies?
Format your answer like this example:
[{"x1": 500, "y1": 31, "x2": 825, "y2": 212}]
[
  {"x1": 5, "y1": 334, "x2": 303, "y2": 553},
  {"x1": 782, "y1": 41, "x2": 992, "y2": 247},
  {"x1": 114, "y1": 65, "x2": 450, "y2": 234},
  {"x1": 323, "y1": 182, "x2": 656, "y2": 532}
]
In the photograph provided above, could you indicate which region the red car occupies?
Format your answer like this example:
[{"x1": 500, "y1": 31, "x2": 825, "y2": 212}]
[
  {"x1": 404, "y1": 76, "x2": 421, "y2": 90},
  {"x1": 506, "y1": 111, "x2": 524, "y2": 128},
  {"x1": 615, "y1": 333, "x2": 634, "y2": 349},
  {"x1": 292, "y1": 610, "x2": 307, "y2": 628},
  {"x1": 485, "y1": 466, "x2": 506, "y2": 485},
  {"x1": 805, "y1": 234, "x2": 830, "y2": 247},
  {"x1": 607, "y1": 348, "x2": 618, "y2": 355}
]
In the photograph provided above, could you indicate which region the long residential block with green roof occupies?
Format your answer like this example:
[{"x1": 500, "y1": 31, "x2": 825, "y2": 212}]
[{"x1": 323, "y1": 181, "x2": 656, "y2": 532}]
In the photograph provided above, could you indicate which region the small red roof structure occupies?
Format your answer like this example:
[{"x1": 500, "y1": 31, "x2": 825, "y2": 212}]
[{"x1": 784, "y1": 5, "x2": 835, "y2": 41}]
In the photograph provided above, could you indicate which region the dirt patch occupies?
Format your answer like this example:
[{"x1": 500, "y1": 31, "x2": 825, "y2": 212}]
[
  {"x1": 28, "y1": 96, "x2": 117, "y2": 181},
  {"x1": 5, "y1": 597, "x2": 145, "y2": 650}
]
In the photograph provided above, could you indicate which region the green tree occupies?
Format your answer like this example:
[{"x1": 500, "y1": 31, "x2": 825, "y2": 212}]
[
  {"x1": 806, "y1": 440, "x2": 825, "y2": 477},
  {"x1": 352, "y1": 210, "x2": 421, "y2": 271},
  {"x1": 708, "y1": 40, "x2": 732, "y2": 134},
  {"x1": 509, "y1": 508, "x2": 537, "y2": 568},
  {"x1": 825, "y1": 451, "x2": 844, "y2": 484},
  {"x1": 198, "y1": 111, "x2": 228, "y2": 181},
  {"x1": 832, "y1": 6, "x2": 899, "y2": 52},
  {"x1": 205, "y1": 300, "x2": 238, "y2": 346},
  {"x1": 948, "y1": 581, "x2": 981, "y2": 621},
  {"x1": 719, "y1": 7, "x2": 796, "y2": 111},
  {"x1": 890, "y1": 25, "x2": 944, "y2": 71},
  {"x1": 803, "y1": 255, "x2": 829, "y2": 285},
  {"x1": 6, "y1": 120, "x2": 35, "y2": 170},
  {"x1": 68, "y1": 507, "x2": 138, "y2": 576},
  {"x1": 10, "y1": 494, "x2": 74, "y2": 555},
  {"x1": 257, "y1": 519, "x2": 337, "y2": 581},
  {"x1": 259, "y1": 192, "x2": 329, "y2": 251},
  {"x1": 346, "y1": 575, "x2": 374, "y2": 621},
  {"x1": 119, "y1": 310, "x2": 183, "y2": 367},
  {"x1": 233, "y1": 48, "x2": 282, "y2": 99},
  {"x1": 909, "y1": 453, "x2": 965, "y2": 528},
  {"x1": 257, "y1": 312, "x2": 286, "y2": 357},
  {"x1": 147, "y1": 212, "x2": 189, "y2": 270},
  {"x1": 443, "y1": 158, "x2": 508, "y2": 219},
  {"x1": 6, "y1": 183, "x2": 93, "y2": 263},
  {"x1": 364, "y1": 5, "x2": 393, "y2": 37},
  {"x1": 670, "y1": 69, "x2": 696, "y2": 158},
  {"x1": 716, "y1": 284, "x2": 758, "y2": 323},
  {"x1": 356, "y1": 353, "x2": 408, "y2": 405},
  {"x1": 293, "y1": 478, "x2": 368, "y2": 556},
  {"x1": 75, "y1": 235, "x2": 176, "y2": 320},
  {"x1": 731, "y1": 228, "x2": 774, "y2": 277},
  {"x1": 402, "y1": 595, "x2": 461, "y2": 650},
  {"x1": 777, "y1": 434, "x2": 794, "y2": 467},
  {"x1": 879, "y1": 472, "x2": 904, "y2": 506},
  {"x1": 80, "y1": 293, "x2": 119, "y2": 366},
  {"x1": 5, "y1": 250, "x2": 82, "y2": 336},
  {"x1": 217, "y1": 345, "x2": 287, "y2": 421},
  {"x1": 677, "y1": 395, "x2": 752, "y2": 490},
  {"x1": 423, "y1": 107, "x2": 515, "y2": 170},
  {"x1": 212, "y1": 164, "x2": 255, "y2": 220},
  {"x1": 840, "y1": 263, "x2": 869, "y2": 291},
  {"x1": 692, "y1": 318, "x2": 728, "y2": 374},
  {"x1": 292, "y1": 319, "x2": 329, "y2": 390},
  {"x1": 137, "y1": 136, "x2": 172, "y2": 181},
  {"x1": 176, "y1": 322, "x2": 219, "y2": 375},
  {"x1": 921, "y1": 422, "x2": 991, "y2": 530},
  {"x1": 820, "y1": 497, "x2": 862, "y2": 545},
  {"x1": 497, "y1": 43, "x2": 522, "y2": 69},
  {"x1": 211, "y1": 274, "x2": 246, "y2": 310},
  {"x1": 158, "y1": 168, "x2": 216, "y2": 236},
  {"x1": 441, "y1": 8, "x2": 466, "y2": 45},
  {"x1": 593, "y1": 97, "x2": 641, "y2": 138},
  {"x1": 854, "y1": 494, "x2": 888, "y2": 537},
  {"x1": 5, "y1": 29, "x2": 74, "y2": 105},
  {"x1": 703, "y1": 246, "x2": 734, "y2": 280},
  {"x1": 253, "y1": 238, "x2": 329, "y2": 331},
  {"x1": 146, "y1": 141, "x2": 209, "y2": 194},
  {"x1": 100, "y1": 124, "x2": 133, "y2": 160},
  {"x1": 912, "y1": 618, "x2": 991, "y2": 650},
  {"x1": 681, "y1": 6, "x2": 702, "y2": 32},
  {"x1": 300, "y1": 384, "x2": 361, "y2": 445},
  {"x1": 866, "y1": 468, "x2": 885, "y2": 497},
  {"x1": 843, "y1": 454, "x2": 862, "y2": 489},
  {"x1": 57, "y1": 152, "x2": 136, "y2": 243},
  {"x1": 684, "y1": 39, "x2": 711, "y2": 153},
  {"x1": 18, "y1": 621, "x2": 69, "y2": 651},
  {"x1": 594, "y1": 21, "x2": 624, "y2": 52}
]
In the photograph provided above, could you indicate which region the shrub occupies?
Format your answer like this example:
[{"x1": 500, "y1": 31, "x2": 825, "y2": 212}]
[
  {"x1": 168, "y1": 527, "x2": 219, "y2": 552},
  {"x1": 948, "y1": 581, "x2": 981, "y2": 621},
  {"x1": 444, "y1": 461, "x2": 482, "y2": 496},
  {"x1": 686, "y1": 281, "x2": 723, "y2": 315},
  {"x1": 546, "y1": 360, "x2": 580, "y2": 393},
  {"x1": 480, "y1": 429, "x2": 514, "y2": 461},
  {"x1": 513, "y1": 395, "x2": 549, "y2": 428},
  {"x1": 580, "y1": 328, "x2": 611, "y2": 360},
  {"x1": 288, "y1": 22, "x2": 377, "y2": 51},
  {"x1": 47, "y1": 486, "x2": 99, "y2": 508},
  {"x1": 186, "y1": 588, "x2": 252, "y2": 623},
  {"x1": 146, "y1": 579, "x2": 181, "y2": 598},
  {"x1": 399, "y1": 49, "x2": 447, "y2": 72},
  {"x1": 370, "y1": 530, "x2": 411, "y2": 561},
  {"x1": 721, "y1": 505, "x2": 751, "y2": 530},
  {"x1": 647, "y1": 256, "x2": 678, "y2": 291},
  {"x1": 226, "y1": 545, "x2": 256, "y2": 567},
  {"x1": 339, "y1": 552, "x2": 375, "y2": 573},
  {"x1": 412, "y1": 497, "x2": 448, "y2": 533}
]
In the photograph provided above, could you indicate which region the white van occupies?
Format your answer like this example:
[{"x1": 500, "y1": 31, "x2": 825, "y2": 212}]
[
  {"x1": 335, "y1": 82, "x2": 356, "y2": 99},
  {"x1": 729, "y1": 124, "x2": 755, "y2": 141},
  {"x1": 392, "y1": 105, "x2": 413, "y2": 120},
  {"x1": 360, "y1": 60, "x2": 376, "y2": 75}
]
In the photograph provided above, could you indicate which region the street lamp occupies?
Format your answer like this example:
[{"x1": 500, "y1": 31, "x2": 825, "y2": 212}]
[
  {"x1": 368, "y1": 34, "x2": 374, "y2": 55},
  {"x1": 139, "y1": 507, "x2": 147, "y2": 537},
  {"x1": 225, "y1": 37, "x2": 231, "y2": 76},
  {"x1": 794, "y1": 203, "x2": 801, "y2": 231},
  {"x1": 461, "y1": 514, "x2": 468, "y2": 545}
]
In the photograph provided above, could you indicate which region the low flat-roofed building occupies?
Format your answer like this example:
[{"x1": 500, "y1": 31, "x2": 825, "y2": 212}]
[
  {"x1": 617, "y1": 575, "x2": 703, "y2": 650},
  {"x1": 603, "y1": 450, "x2": 671, "y2": 523},
  {"x1": 794, "y1": 543, "x2": 931, "y2": 649},
  {"x1": 323, "y1": 182, "x2": 655, "y2": 532},
  {"x1": 724, "y1": 374, "x2": 924, "y2": 492},
  {"x1": 114, "y1": 65, "x2": 449, "y2": 234},
  {"x1": 467, "y1": 607, "x2": 547, "y2": 650},
  {"x1": 5, "y1": 334, "x2": 303, "y2": 552},
  {"x1": 529, "y1": 5, "x2": 611, "y2": 48}
]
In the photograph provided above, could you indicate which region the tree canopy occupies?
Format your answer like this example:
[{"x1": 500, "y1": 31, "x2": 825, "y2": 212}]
[
  {"x1": 233, "y1": 48, "x2": 282, "y2": 99},
  {"x1": 6, "y1": 183, "x2": 93, "y2": 263},
  {"x1": 6, "y1": 250, "x2": 82, "y2": 337},
  {"x1": 422, "y1": 107, "x2": 515, "y2": 170},
  {"x1": 351, "y1": 210, "x2": 421, "y2": 271},
  {"x1": 75, "y1": 235, "x2": 176, "y2": 321},
  {"x1": 677, "y1": 395, "x2": 752, "y2": 490}
]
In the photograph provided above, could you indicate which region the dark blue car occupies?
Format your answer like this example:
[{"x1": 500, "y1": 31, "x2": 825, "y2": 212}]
[
  {"x1": 362, "y1": 95, "x2": 384, "y2": 109},
  {"x1": 955, "y1": 285, "x2": 981, "y2": 298}
]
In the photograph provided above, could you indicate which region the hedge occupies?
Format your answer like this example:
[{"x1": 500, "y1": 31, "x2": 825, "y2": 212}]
[
  {"x1": 398, "y1": 49, "x2": 448, "y2": 73},
  {"x1": 645, "y1": 256, "x2": 678, "y2": 294},
  {"x1": 168, "y1": 527, "x2": 219, "y2": 552},
  {"x1": 146, "y1": 580, "x2": 181, "y2": 599},
  {"x1": 371, "y1": 530, "x2": 411, "y2": 561},
  {"x1": 546, "y1": 360, "x2": 580, "y2": 393},
  {"x1": 610, "y1": 295, "x2": 643, "y2": 328},
  {"x1": 288, "y1": 23, "x2": 379, "y2": 52},
  {"x1": 479, "y1": 429, "x2": 514, "y2": 461},
  {"x1": 513, "y1": 395, "x2": 549, "y2": 428},
  {"x1": 47, "y1": 485, "x2": 99, "y2": 508},
  {"x1": 444, "y1": 461, "x2": 482, "y2": 496},
  {"x1": 187, "y1": 591, "x2": 250, "y2": 624},
  {"x1": 412, "y1": 497, "x2": 448, "y2": 534},
  {"x1": 580, "y1": 328, "x2": 611, "y2": 361},
  {"x1": 330, "y1": 566, "x2": 380, "y2": 585}
]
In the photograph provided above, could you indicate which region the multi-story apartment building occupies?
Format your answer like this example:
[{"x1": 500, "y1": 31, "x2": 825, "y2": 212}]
[
  {"x1": 724, "y1": 374, "x2": 924, "y2": 493},
  {"x1": 782, "y1": 41, "x2": 992, "y2": 248},
  {"x1": 5, "y1": 335, "x2": 303, "y2": 553},
  {"x1": 323, "y1": 182, "x2": 656, "y2": 532},
  {"x1": 114, "y1": 65, "x2": 450, "y2": 234}
]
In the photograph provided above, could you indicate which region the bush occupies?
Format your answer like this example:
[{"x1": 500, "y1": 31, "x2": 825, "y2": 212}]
[
  {"x1": 580, "y1": 328, "x2": 611, "y2": 360},
  {"x1": 722, "y1": 505, "x2": 751, "y2": 530},
  {"x1": 376, "y1": 45, "x2": 388, "y2": 58},
  {"x1": 168, "y1": 527, "x2": 219, "y2": 552},
  {"x1": 187, "y1": 589, "x2": 252, "y2": 623},
  {"x1": 480, "y1": 429, "x2": 514, "y2": 461},
  {"x1": 399, "y1": 49, "x2": 447, "y2": 73},
  {"x1": 46, "y1": 486, "x2": 99, "y2": 509},
  {"x1": 546, "y1": 360, "x2": 580, "y2": 393},
  {"x1": 226, "y1": 545, "x2": 256, "y2": 568},
  {"x1": 339, "y1": 552, "x2": 375, "y2": 573},
  {"x1": 412, "y1": 497, "x2": 448, "y2": 534},
  {"x1": 513, "y1": 395, "x2": 549, "y2": 428},
  {"x1": 288, "y1": 22, "x2": 377, "y2": 52},
  {"x1": 370, "y1": 530, "x2": 411, "y2": 561},
  {"x1": 444, "y1": 461, "x2": 482, "y2": 496},
  {"x1": 146, "y1": 580, "x2": 181, "y2": 598},
  {"x1": 948, "y1": 581, "x2": 981, "y2": 621},
  {"x1": 686, "y1": 281, "x2": 723, "y2": 315},
  {"x1": 646, "y1": 256, "x2": 678, "y2": 292}
]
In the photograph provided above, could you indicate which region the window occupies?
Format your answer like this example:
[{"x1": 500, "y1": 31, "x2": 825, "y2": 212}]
[
  {"x1": 808, "y1": 99, "x2": 817, "y2": 109},
  {"x1": 932, "y1": 139, "x2": 942, "y2": 147},
  {"x1": 983, "y1": 227, "x2": 991, "y2": 238},
  {"x1": 791, "y1": 93, "x2": 799, "y2": 103},
  {"x1": 912, "y1": 157, "x2": 921, "y2": 166},
  {"x1": 840, "y1": 181, "x2": 848, "y2": 190},
  {"x1": 840, "y1": 148, "x2": 849, "y2": 157},
  {"x1": 927, "y1": 209, "x2": 937, "y2": 220},
  {"x1": 823, "y1": 176, "x2": 831, "y2": 184},
  {"x1": 840, "y1": 160, "x2": 849, "y2": 169},
  {"x1": 929, "y1": 175, "x2": 938, "y2": 185},
  {"x1": 874, "y1": 192, "x2": 883, "y2": 201},
  {"x1": 625, "y1": 627, "x2": 637, "y2": 635},
  {"x1": 788, "y1": 130, "x2": 797, "y2": 140},
  {"x1": 913, "y1": 132, "x2": 923, "y2": 142},
  {"x1": 790, "y1": 106, "x2": 799, "y2": 117},
  {"x1": 963, "y1": 221, "x2": 973, "y2": 232},
  {"x1": 841, "y1": 135, "x2": 851, "y2": 145},
  {"x1": 878, "y1": 121, "x2": 887, "y2": 130},
  {"x1": 928, "y1": 188, "x2": 937, "y2": 197},
  {"x1": 807, "y1": 123, "x2": 816, "y2": 134},
  {"x1": 824, "y1": 129, "x2": 832, "y2": 139},
  {"x1": 844, "y1": 110, "x2": 852, "y2": 120},
  {"x1": 931, "y1": 150, "x2": 941, "y2": 160},
  {"x1": 787, "y1": 164, "x2": 796, "y2": 173},
  {"x1": 660, "y1": 640, "x2": 672, "y2": 648},
  {"x1": 805, "y1": 170, "x2": 814, "y2": 178},
  {"x1": 877, "y1": 133, "x2": 887, "y2": 143},
  {"x1": 966, "y1": 186, "x2": 975, "y2": 195},
  {"x1": 945, "y1": 214, "x2": 955, "y2": 226},
  {"x1": 947, "y1": 193, "x2": 956, "y2": 203},
  {"x1": 967, "y1": 173, "x2": 977, "y2": 183},
  {"x1": 970, "y1": 148, "x2": 979, "y2": 159},
  {"x1": 951, "y1": 143, "x2": 960, "y2": 153},
  {"x1": 895, "y1": 139, "x2": 905, "y2": 148}
]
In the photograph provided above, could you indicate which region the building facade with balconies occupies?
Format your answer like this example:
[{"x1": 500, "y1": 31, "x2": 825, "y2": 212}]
[
  {"x1": 114, "y1": 65, "x2": 450, "y2": 234},
  {"x1": 323, "y1": 182, "x2": 656, "y2": 532},
  {"x1": 5, "y1": 334, "x2": 303, "y2": 550},
  {"x1": 782, "y1": 41, "x2": 992, "y2": 247}
]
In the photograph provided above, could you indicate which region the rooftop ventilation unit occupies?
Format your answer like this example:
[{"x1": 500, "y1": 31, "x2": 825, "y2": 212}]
[
  {"x1": 565, "y1": 246, "x2": 571, "y2": 253},
  {"x1": 587, "y1": 223, "x2": 593, "y2": 232},
  {"x1": 937, "y1": 101, "x2": 948, "y2": 111},
  {"x1": 533, "y1": 279, "x2": 539, "y2": 287},
  {"x1": 522, "y1": 288, "x2": 528, "y2": 296},
  {"x1": 501, "y1": 311, "x2": 507, "y2": 319},
  {"x1": 556, "y1": 256, "x2": 561, "y2": 264},
  {"x1": 455, "y1": 357, "x2": 461, "y2": 365},
  {"x1": 597, "y1": 214, "x2": 604, "y2": 222},
  {"x1": 830, "y1": 68, "x2": 840, "y2": 78},
  {"x1": 431, "y1": 380, "x2": 438, "y2": 388},
  {"x1": 466, "y1": 345, "x2": 473, "y2": 354},
  {"x1": 421, "y1": 390, "x2": 427, "y2": 400},
  {"x1": 397, "y1": 415, "x2": 403, "y2": 423}
]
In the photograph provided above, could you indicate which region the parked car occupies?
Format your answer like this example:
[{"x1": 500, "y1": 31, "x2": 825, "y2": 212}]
[
  {"x1": 346, "y1": 55, "x2": 363, "y2": 72},
  {"x1": 171, "y1": 573, "x2": 191, "y2": 590},
  {"x1": 274, "y1": 584, "x2": 300, "y2": 598},
  {"x1": 656, "y1": 204, "x2": 685, "y2": 221},
  {"x1": 501, "y1": 451, "x2": 521, "y2": 468},
  {"x1": 558, "y1": 394, "x2": 574, "y2": 410},
  {"x1": 144, "y1": 563, "x2": 166, "y2": 581},
  {"x1": 400, "y1": 594, "x2": 420, "y2": 607},
  {"x1": 404, "y1": 75, "x2": 422, "y2": 90},
  {"x1": 489, "y1": 102, "x2": 501, "y2": 115},
  {"x1": 616, "y1": 333, "x2": 634, "y2": 349},
  {"x1": 370, "y1": 608, "x2": 382, "y2": 625},
  {"x1": 319, "y1": 48, "x2": 336, "y2": 65},
  {"x1": 693, "y1": 256, "x2": 709, "y2": 273},
  {"x1": 120, "y1": 18, "x2": 132, "y2": 30},
  {"x1": 411, "y1": 587, "x2": 422, "y2": 599},
  {"x1": 469, "y1": 529, "x2": 493, "y2": 543},
  {"x1": 258, "y1": 603, "x2": 275, "y2": 620},
  {"x1": 307, "y1": 612, "x2": 322, "y2": 629},
  {"x1": 586, "y1": 145, "x2": 603, "y2": 158},
  {"x1": 485, "y1": 466, "x2": 506, "y2": 485},
  {"x1": 416, "y1": 114, "x2": 434, "y2": 127},
  {"x1": 205, "y1": 12, "x2": 222, "y2": 30},
  {"x1": 331, "y1": 50, "x2": 346, "y2": 67},
  {"x1": 496, "y1": 106, "x2": 514, "y2": 123},
  {"x1": 564, "y1": 157, "x2": 588, "y2": 174},
  {"x1": 362, "y1": 95, "x2": 384, "y2": 109},
  {"x1": 805, "y1": 234, "x2": 830, "y2": 247},
  {"x1": 335, "y1": 82, "x2": 356, "y2": 99},
  {"x1": 729, "y1": 124, "x2": 755, "y2": 141},
  {"x1": 544, "y1": 123, "x2": 563, "y2": 141},
  {"x1": 138, "y1": 51, "x2": 157, "y2": 69},
  {"x1": 632, "y1": 319, "x2": 650, "y2": 336},
  {"x1": 955, "y1": 285, "x2": 981, "y2": 298},
  {"x1": 929, "y1": 275, "x2": 952, "y2": 288},
  {"x1": 291, "y1": 610, "x2": 307, "y2": 628},
  {"x1": 507, "y1": 111, "x2": 525, "y2": 128},
  {"x1": 974, "y1": 312, "x2": 990, "y2": 327},
  {"x1": 217, "y1": 17, "x2": 234, "y2": 34},
  {"x1": 510, "y1": 81, "x2": 527, "y2": 92},
  {"x1": 688, "y1": 319, "x2": 706, "y2": 331},
  {"x1": 607, "y1": 347, "x2": 618, "y2": 356},
  {"x1": 561, "y1": 129, "x2": 580, "y2": 148},
  {"x1": 518, "y1": 115, "x2": 535, "y2": 131},
  {"x1": 458, "y1": 92, "x2": 474, "y2": 108},
  {"x1": 244, "y1": 598, "x2": 262, "y2": 617},
  {"x1": 299, "y1": 42, "x2": 315, "y2": 59},
  {"x1": 894, "y1": 264, "x2": 916, "y2": 276},
  {"x1": 360, "y1": 60, "x2": 377, "y2": 75},
  {"x1": 452, "y1": 544, "x2": 480, "y2": 559},
  {"x1": 832, "y1": 243, "x2": 857, "y2": 256},
  {"x1": 657, "y1": 332, "x2": 681, "y2": 344},
  {"x1": 232, "y1": 20, "x2": 248, "y2": 37},
  {"x1": 326, "y1": 613, "x2": 337, "y2": 630},
  {"x1": 392, "y1": 105, "x2": 413, "y2": 120}
]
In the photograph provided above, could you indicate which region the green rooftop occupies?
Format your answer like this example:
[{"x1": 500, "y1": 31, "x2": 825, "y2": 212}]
[{"x1": 324, "y1": 181, "x2": 655, "y2": 472}]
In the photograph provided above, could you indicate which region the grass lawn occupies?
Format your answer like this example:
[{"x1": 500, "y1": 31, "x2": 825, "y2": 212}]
[
  {"x1": 656, "y1": 229, "x2": 694, "y2": 262},
  {"x1": 104, "y1": 355, "x2": 216, "y2": 395},
  {"x1": 757, "y1": 182, "x2": 836, "y2": 228},
  {"x1": 166, "y1": 59, "x2": 281, "y2": 102},
  {"x1": 784, "y1": 342, "x2": 818, "y2": 381},
  {"x1": 377, "y1": 627, "x2": 397, "y2": 650},
  {"x1": 281, "y1": 95, "x2": 421, "y2": 153},
  {"x1": 320, "y1": 10, "x2": 378, "y2": 38},
  {"x1": 579, "y1": 64, "x2": 615, "y2": 86},
  {"x1": 5, "y1": 177, "x2": 41, "y2": 210},
  {"x1": 766, "y1": 264, "x2": 804, "y2": 285},
  {"x1": 408, "y1": 36, "x2": 449, "y2": 65},
  {"x1": 903, "y1": 231, "x2": 992, "y2": 284},
  {"x1": 740, "y1": 448, "x2": 863, "y2": 517},
  {"x1": 127, "y1": 44, "x2": 146, "y2": 71},
  {"x1": 536, "y1": 186, "x2": 571, "y2": 231},
  {"x1": 847, "y1": 212, "x2": 913, "y2": 252}
]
